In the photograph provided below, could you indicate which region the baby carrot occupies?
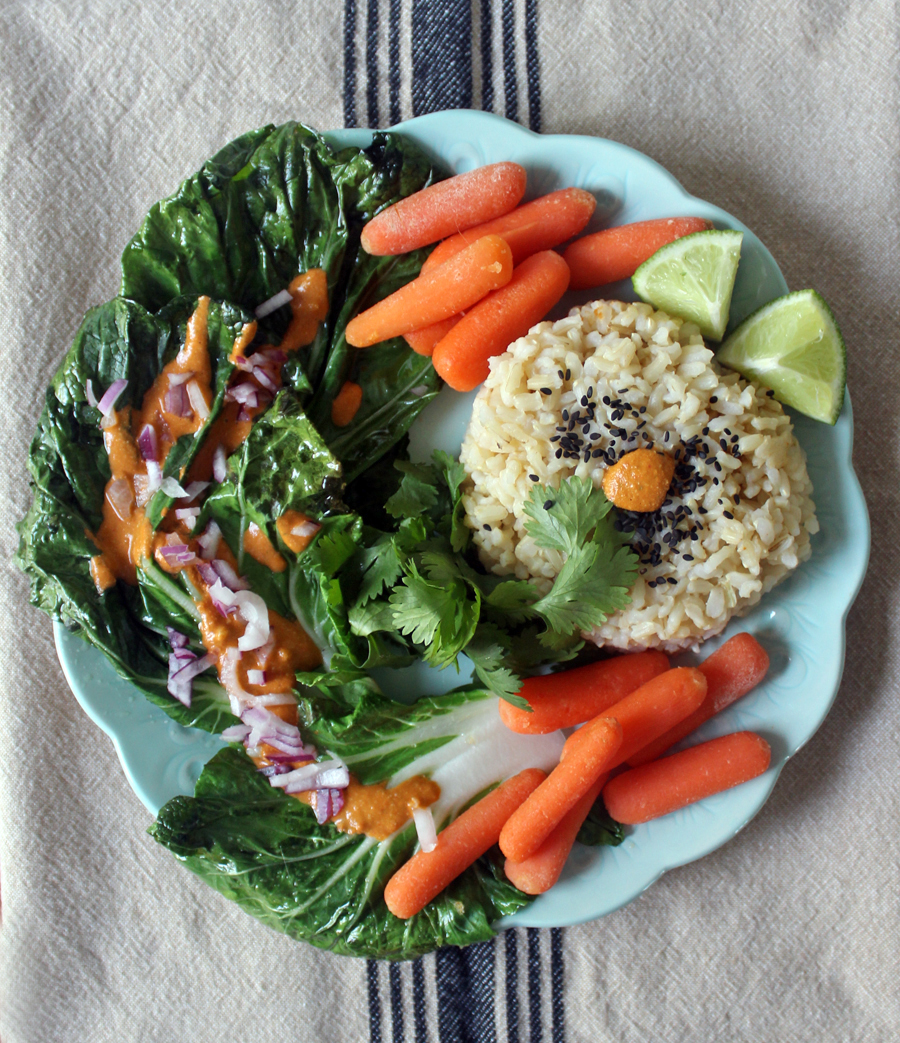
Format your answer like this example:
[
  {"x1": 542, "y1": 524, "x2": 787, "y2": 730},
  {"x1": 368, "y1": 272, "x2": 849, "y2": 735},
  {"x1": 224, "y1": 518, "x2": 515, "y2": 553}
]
[
  {"x1": 603, "y1": 731, "x2": 772, "y2": 824},
  {"x1": 504, "y1": 773, "x2": 608, "y2": 895},
  {"x1": 499, "y1": 717, "x2": 622, "y2": 864},
  {"x1": 384, "y1": 767, "x2": 546, "y2": 920},
  {"x1": 345, "y1": 235, "x2": 513, "y2": 348},
  {"x1": 628, "y1": 633, "x2": 770, "y2": 767},
  {"x1": 572, "y1": 666, "x2": 707, "y2": 771},
  {"x1": 403, "y1": 314, "x2": 463, "y2": 356},
  {"x1": 499, "y1": 650, "x2": 670, "y2": 735},
  {"x1": 331, "y1": 381, "x2": 362, "y2": 427},
  {"x1": 432, "y1": 250, "x2": 570, "y2": 392},
  {"x1": 360, "y1": 162, "x2": 527, "y2": 256},
  {"x1": 563, "y1": 216, "x2": 714, "y2": 290},
  {"x1": 421, "y1": 188, "x2": 597, "y2": 273}
]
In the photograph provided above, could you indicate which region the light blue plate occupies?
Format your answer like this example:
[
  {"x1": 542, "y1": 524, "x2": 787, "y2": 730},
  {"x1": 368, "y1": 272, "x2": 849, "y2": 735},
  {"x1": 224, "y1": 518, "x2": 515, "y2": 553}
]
[{"x1": 54, "y1": 111, "x2": 869, "y2": 931}]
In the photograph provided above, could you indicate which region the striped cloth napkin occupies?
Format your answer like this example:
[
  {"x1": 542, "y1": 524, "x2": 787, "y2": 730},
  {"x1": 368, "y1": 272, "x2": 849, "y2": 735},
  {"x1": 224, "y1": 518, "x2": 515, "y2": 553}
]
[{"x1": 2, "y1": 3, "x2": 898, "y2": 1042}]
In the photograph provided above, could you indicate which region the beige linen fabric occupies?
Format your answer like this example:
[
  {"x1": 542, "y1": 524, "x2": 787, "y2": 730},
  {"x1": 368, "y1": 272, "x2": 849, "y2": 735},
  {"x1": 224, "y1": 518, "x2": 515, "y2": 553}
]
[{"x1": 1, "y1": 2, "x2": 897, "y2": 1041}]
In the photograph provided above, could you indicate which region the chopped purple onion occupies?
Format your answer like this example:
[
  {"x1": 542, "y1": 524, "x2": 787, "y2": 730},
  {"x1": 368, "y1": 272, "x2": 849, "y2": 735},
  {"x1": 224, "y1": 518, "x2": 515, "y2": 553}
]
[
  {"x1": 163, "y1": 383, "x2": 191, "y2": 418},
  {"x1": 166, "y1": 642, "x2": 214, "y2": 707},
  {"x1": 179, "y1": 480, "x2": 209, "y2": 502},
  {"x1": 254, "y1": 288, "x2": 293, "y2": 319},
  {"x1": 107, "y1": 477, "x2": 134, "y2": 521},
  {"x1": 166, "y1": 627, "x2": 190, "y2": 650},
  {"x1": 137, "y1": 424, "x2": 159, "y2": 462},
  {"x1": 247, "y1": 669, "x2": 266, "y2": 686},
  {"x1": 85, "y1": 379, "x2": 98, "y2": 408},
  {"x1": 197, "y1": 521, "x2": 222, "y2": 560},
  {"x1": 220, "y1": 723, "x2": 251, "y2": 743},
  {"x1": 258, "y1": 763, "x2": 295, "y2": 778},
  {"x1": 186, "y1": 380, "x2": 210, "y2": 420},
  {"x1": 252, "y1": 366, "x2": 278, "y2": 394},
  {"x1": 212, "y1": 446, "x2": 227, "y2": 484},
  {"x1": 159, "y1": 544, "x2": 199, "y2": 567},
  {"x1": 167, "y1": 371, "x2": 194, "y2": 387},
  {"x1": 210, "y1": 558, "x2": 250, "y2": 591},
  {"x1": 97, "y1": 378, "x2": 128, "y2": 417},
  {"x1": 159, "y1": 476, "x2": 188, "y2": 499},
  {"x1": 314, "y1": 788, "x2": 345, "y2": 824}
]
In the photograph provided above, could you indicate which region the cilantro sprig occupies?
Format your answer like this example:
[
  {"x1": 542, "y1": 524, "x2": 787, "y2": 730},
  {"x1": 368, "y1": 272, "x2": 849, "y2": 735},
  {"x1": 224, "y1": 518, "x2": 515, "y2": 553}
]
[{"x1": 344, "y1": 456, "x2": 638, "y2": 708}]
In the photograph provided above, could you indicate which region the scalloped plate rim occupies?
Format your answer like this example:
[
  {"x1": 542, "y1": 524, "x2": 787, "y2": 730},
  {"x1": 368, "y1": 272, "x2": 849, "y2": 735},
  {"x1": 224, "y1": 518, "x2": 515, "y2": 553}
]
[{"x1": 53, "y1": 109, "x2": 870, "y2": 934}]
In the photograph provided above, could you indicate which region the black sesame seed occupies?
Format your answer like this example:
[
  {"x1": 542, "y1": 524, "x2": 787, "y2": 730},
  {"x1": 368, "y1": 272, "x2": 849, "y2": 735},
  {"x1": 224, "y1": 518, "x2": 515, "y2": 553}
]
[
  {"x1": 714, "y1": 461, "x2": 722, "y2": 471},
  {"x1": 723, "y1": 510, "x2": 734, "y2": 519},
  {"x1": 529, "y1": 474, "x2": 539, "y2": 482},
  {"x1": 602, "y1": 395, "x2": 611, "y2": 405},
  {"x1": 543, "y1": 500, "x2": 554, "y2": 510},
  {"x1": 558, "y1": 370, "x2": 564, "y2": 379},
  {"x1": 483, "y1": 524, "x2": 492, "y2": 531},
  {"x1": 683, "y1": 553, "x2": 694, "y2": 561},
  {"x1": 581, "y1": 395, "x2": 588, "y2": 407},
  {"x1": 565, "y1": 368, "x2": 571, "y2": 380},
  {"x1": 710, "y1": 396, "x2": 718, "y2": 403},
  {"x1": 555, "y1": 449, "x2": 562, "y2": 459},
  {"x1": 541, "y1": 387, "x2": 552, "y2": 395},
  {"x1": 562, "y1": 409, "x2": 569, "y2": 421},
  {"x1": 667, "y1": 577, "x2": 677, "y2": 585}
]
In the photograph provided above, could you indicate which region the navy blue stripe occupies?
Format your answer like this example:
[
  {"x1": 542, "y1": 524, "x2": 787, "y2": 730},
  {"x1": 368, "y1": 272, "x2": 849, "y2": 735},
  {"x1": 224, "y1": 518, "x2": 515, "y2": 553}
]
[
  {"x1": 505, "y1": 931, "x2": 519, "y2": 1043},
  {"x1": 550, "y1": 929, "x2": 565, "y2": 1043},
  {"x1": 436, "y1": 941, "x2": 496, "y2": 1043},
  {"x1": 500, "y1": 0, "x2": 517, "y2": 121},
  {"x1": 411, "y1": 0, "x2": 473, "y2": 115},
  {"x1": 389, "y1": 0, "x2": 402, "y2": 125},
  {"x1": 366, "y1": 0, "x2": 380, "y2": 126},
  {"x1": 368, "y1": 960, "x2": 384, "y2": 1043},
  {"x1": 524, "y1": 0, "x2": 541, "y2": 131},
  {"x1": 526, "y1": 929, "x2": 542, "y2": 1043},
  {"x1": 412, "y1": 958, "x2": 428, "y2": 1043},
  {"x1": 390, "y1": 962, "x2": 405, "y2": 1043},
  {"x1": 343, "y1": 0, "x2": 358, "y2": 127},
  {"x1": 480, "y1": 0, "x2": 494, "y2": 112}
]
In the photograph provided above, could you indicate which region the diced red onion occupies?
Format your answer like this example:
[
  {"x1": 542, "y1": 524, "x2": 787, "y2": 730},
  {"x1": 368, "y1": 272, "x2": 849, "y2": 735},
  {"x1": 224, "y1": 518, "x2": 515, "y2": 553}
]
[
  {"x1": 210, "y1": 558, "x2": 250, "y2": 591},
  {"x1": 85, "y1": 379, "x2": 98, "y2": 408},
  {"x1": 413, "y1": 807, "x2": 438, "y2": 853},
  {"x1": 411, "y1": 385, "x2": 429, "y2": 398},
  {"x1": 254, "y1": 288, "x2": 293, "y2": 319},
  {"x1": 196, "y1": 521, "x2": 222, "y2": 560},
  {"x1": 271, "y1": 758, "x2": 349, "y2": 795},
  {"x1": 166, "y1": 626, "x2": 190, "y2": 650},
  {"x1": 234, "y1": 590, "x2": 270, "y2": 651},
  {"x1": 174, "y1": 508, "x2": 200, "y2": 530},
  {"x1": 247, "y1": 669, "x2": 266, "y2": 686},
  {"x1": 107, "y1": 477, "x2": 134, "y2": 521},
  {"x1": 259, "y1": 763, "x2": 295, "y2": 778},
  {"x1": 167, "y1": 371, "x2": 194, "y2": 387},
  {"x1": 208, "y1": 577, "x2": 239, "y2": 618},
  {"x1": 166, "y1": 640, "x2": 214, "y2": 707},
  {"x1": 160, "y1": 476, "x2": 188, "y2": 499},
  {"x1": 315, "y1": 766, "x2": 351, "y2": 789},
  {"x1": 292, "y1": 520, "x2": 321, "y2": 539},
  {"x1": 164, "y1": 383, "x2": 191, "y2": 418},
  {"x1": 97, "y1": 378, "x2": 128, "y2": 417},
  {"x1": 226, "y1": 383, "x2": 259, "y2": 407},
  {"x1": 212, "y1": 445, "x2": 227, "y2": 484},
  {"x1": 221, "y1": 723, "x2": 251, "y2": 742},
  {"x1": 159, "y1": 543, "x2": 199, "y2": 567},
  {"x1": 180, "y1": 481, "x2": 209, "y2": 502},
  {"x1": 137, "y1": 424, "x2": 159, "y2": 462},
  {"x1": 220, "y1": 646, "x2": 253, "y2": 714},
  {"x1": 313, "y1": 788, "x2": 345, "y2": 824},
  {"x1": 252, "y1": 366, "x2": 278, "y2": 394},
  {"x1": 252, "y1": 692, "x2": 297, "y2": 707},
  {"x1": 187, "y1": 380, "x2": 210, "y2": 420}
]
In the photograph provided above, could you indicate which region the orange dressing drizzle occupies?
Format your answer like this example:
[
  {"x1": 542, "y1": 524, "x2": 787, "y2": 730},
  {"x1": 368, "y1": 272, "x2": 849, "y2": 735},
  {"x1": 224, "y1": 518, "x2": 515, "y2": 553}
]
[
  {"x1": 276, "y1": 510, "x2": 320, "y2": 555},
  {"x1": 280, "y1": 270, "x2": 329, "y2": 351},
  {"x1": 243, "y1": 521, "x2": 287, "y2": 573}
]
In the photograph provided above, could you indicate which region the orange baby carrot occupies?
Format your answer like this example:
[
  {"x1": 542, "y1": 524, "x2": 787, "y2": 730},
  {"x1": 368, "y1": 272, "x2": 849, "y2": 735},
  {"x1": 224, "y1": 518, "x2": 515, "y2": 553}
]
[
  {"x1": 572, "y1": 666, "x2": 707, "y2": 771},
  {"x1": 603, "y1": 731, "x2": 772, "y2": 824},
  {"x1": 499, "y1": 717, "x2": 622, "y2": 864},
  {"x1": 403, "y1": 313, "x2": 464, "y2": 356},
  {"x1": 628, "y1": 634, "x2": 770, "y2": 767},
  {"x1": 384, "y1": 768, "x2": 546, "y2": 920},
  {"x1": 421, "y1": 188, "x2": 597, "y2": 273},
  {"x1": 361, "y1": 162, "x2": 527, "y2": 256},
  {"x1": 563, "y1": 216, "x2": 714, "y2": 290},
  {"x1": 432, "y1": 250, "x2": 570, "y2": 392},
  {"x1": 331, "y1": 381, "x2": 362, "y2": 427},
  {"x1": 499, "y1": 650, "x2": 670, "y2": 735},
  {"x1": 345, "y1": 234, "x2": 513, "y2": 348},
  {"x1": 504, "y1": 773, "x2": 608, "y2": 895}
]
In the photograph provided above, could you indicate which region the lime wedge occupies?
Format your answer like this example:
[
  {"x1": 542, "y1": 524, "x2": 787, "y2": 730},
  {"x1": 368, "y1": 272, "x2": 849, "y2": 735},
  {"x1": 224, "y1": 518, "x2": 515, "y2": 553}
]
[
  {"x1": 632, "y1": 229, "x2": 743, "y2": 340},
  {"x1": 717, "y1": 289, "x2": 846, "y2": 424}
]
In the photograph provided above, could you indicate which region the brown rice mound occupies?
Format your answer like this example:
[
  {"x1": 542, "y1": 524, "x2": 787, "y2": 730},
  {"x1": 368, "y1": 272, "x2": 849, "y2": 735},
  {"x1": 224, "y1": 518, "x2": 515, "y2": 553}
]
[{"x1": 459, "y1": 300, "x2": 818, "y2": 652}]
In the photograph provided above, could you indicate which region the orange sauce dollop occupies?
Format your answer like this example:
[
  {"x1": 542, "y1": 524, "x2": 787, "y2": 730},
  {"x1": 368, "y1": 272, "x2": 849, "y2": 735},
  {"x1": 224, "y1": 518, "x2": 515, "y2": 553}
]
[{"x1": 602, "y1": 448, "x2": 675, "y2": 513}]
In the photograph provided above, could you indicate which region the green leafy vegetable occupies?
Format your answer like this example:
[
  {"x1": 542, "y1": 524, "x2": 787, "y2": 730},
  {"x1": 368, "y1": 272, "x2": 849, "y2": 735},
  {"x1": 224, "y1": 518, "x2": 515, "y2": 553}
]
[{"x1": 151, "y1": 684, "x2": 564, "y2": 959}]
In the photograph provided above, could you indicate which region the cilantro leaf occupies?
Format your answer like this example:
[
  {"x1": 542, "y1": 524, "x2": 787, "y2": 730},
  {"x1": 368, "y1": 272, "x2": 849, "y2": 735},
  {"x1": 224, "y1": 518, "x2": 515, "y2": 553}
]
[
  {"x1": 354, "y1": 533, "x2": 404, "y2": 605},
  {"x1": 384, "y1": 460, "x2": 439, "y2": 519},
  {"x1": 464, "y1": 625, "x2": 529, "y2": 710},
  {"x1": 433, "y1": 449, "x2": 471, "y2": 553},
  {"x1": 389, "y1": 562, "x2": 480, "y2": 668},
  {"x1": 533, "y1": 538, "x2": 637, "y2": 634},
  {"x1": 482, "y1": 579, "x2": 540, "y2": 625},
  {"x1": 523, "y1": 476, "x2": 613, "y2": 556},
  {"x1": 348, "y1": 599, "x2": 397, "y2": 636}
]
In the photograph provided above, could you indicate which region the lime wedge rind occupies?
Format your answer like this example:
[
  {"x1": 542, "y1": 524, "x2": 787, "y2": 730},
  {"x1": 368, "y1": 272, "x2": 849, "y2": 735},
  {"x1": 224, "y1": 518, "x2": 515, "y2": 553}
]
[
  {"x1": 717, "y1": 289, "x2": 846, "y2": 425},
  {"x1": 632, "y1": 229, "x2": 744, "y2": 341}
]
